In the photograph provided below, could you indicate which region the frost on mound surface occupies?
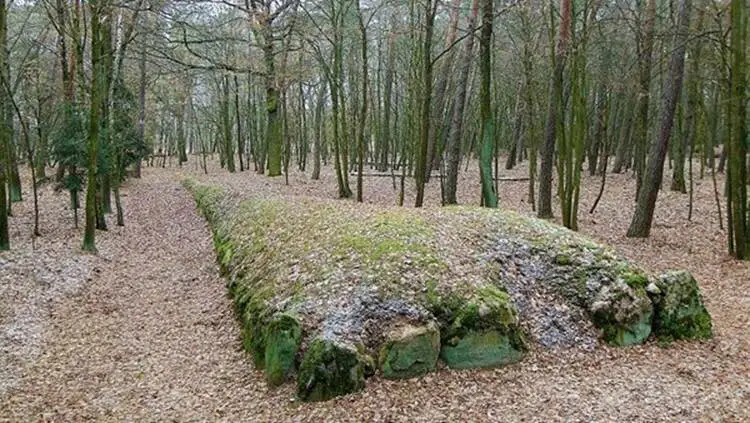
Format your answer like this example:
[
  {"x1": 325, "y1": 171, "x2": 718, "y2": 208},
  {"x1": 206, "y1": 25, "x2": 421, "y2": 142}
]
[{"x1": 184, "y1": 179, "x2": 712, "y2": 402}]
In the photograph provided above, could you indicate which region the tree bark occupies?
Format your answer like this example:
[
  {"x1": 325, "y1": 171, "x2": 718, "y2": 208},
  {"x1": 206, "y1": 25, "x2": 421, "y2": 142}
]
[
  {"x1": 727, "y1": 0, "x2": 747, "y2": 258},
  {"x1": 538, "y1": 0, "x2": 572, "y2": 219},
  {"x1": 83, "y1": 0, "x2": 108, "y2": 251},
  {"x1": 633, "y1": 0, "x2": 657, "y2": 197},
  {"x1": 311, "y1": 82, "x2": 325, "y2": 180},
  {"x1": 135, "y1": 27, "x2": 146, "y2": 178},
  {"x1": 380, "y1": 14, "x2": 396, "y2": 172},
  {"x1": 356, "y1": 1, "x2": 368, "y2": 203},
  {"x1": 443, "y1": 0, "x2": 479, "y2": 205},
  {"x1": 414, "y1": 0, "x2": 437, "y2": 207},
  {"x1": 478, "y1": 0, "x2": 497, "y2": 208},
  {"x1": 425, "y1": 0, "x2": 462, "y2": 181},
  {"x1": 627, "y1": 0, "x2": 692, "y2": 238}
]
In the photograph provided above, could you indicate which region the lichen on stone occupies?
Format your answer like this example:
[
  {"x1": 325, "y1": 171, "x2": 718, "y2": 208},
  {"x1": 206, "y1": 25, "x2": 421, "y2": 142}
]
[
  {"x1": 297, "y1": 338, "x2": 366, "y2": 402},
  {"x1": 264, "y1": 313, "x2": 302, "y2": 386},
  {"x1": 649, "y1": 270, "x2": 712, "y2": 342},
  {"x1": 428, "y1": 285, "x2": 526, "y2": 369},
  {"x1": 589, "y1": 279, "x2": 653, "y2": 346},
  {"x1": 379, "y1": 321, "x2": 440, "y2": 379}
]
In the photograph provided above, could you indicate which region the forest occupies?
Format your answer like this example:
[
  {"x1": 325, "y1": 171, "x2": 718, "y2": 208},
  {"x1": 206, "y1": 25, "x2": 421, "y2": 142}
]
[{"x1": 0, "y1": 0, "x2": 748, "y2": 420}]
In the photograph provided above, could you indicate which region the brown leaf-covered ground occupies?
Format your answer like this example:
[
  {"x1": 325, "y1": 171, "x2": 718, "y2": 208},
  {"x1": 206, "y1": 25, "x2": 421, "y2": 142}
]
[{"x1": 1, "y1": 158, "x2": 748, "y2": 422}]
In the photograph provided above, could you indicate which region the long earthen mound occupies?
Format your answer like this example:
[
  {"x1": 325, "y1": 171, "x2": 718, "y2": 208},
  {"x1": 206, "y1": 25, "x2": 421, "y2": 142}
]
[{"x1": 184, "y1": 179, "x2": 712, "y2": 402}]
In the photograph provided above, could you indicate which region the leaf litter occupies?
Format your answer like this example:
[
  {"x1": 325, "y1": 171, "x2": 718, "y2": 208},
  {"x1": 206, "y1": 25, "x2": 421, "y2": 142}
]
[{"x1": 1, "y1": 158, "x2": 748, "y2": 422}]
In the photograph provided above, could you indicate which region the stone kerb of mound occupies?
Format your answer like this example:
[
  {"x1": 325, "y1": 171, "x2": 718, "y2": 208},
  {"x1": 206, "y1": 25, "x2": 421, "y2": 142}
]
[{"x1": 183, "y1": 179, "x2": 713, "y2": 402}]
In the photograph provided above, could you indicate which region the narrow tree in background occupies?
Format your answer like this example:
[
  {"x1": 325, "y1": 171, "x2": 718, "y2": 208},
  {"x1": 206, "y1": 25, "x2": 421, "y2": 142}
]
[
  {"x1": 478, "y1": 0, "x2": 496, "y2": 208},
  {"x1": 426, "y1": 0, "x2": 461, "y2": 180},
  {"x1": 633, "y1": 0, "x2": 657, "y2": 195},
  {"x1": 0, "y1": 0, "x2": 8, "y2": 250},
  {"x1": 311, "y1": 82, "x2": 325, "y2": 180},
  {"x1": 627, "y1": 0, "x2": 692, "y2": 238},
  {"x1": 0, "y1": 144, "x2": 6, "y2": 249},
  {"x1": 379, "y1": 14, "x2": 396, "y2": 172},
  {"x1": 414, "y1": 0, "x2": 437, "y2": 208},
  {"x1": 727, "y1": 0, "x2": 747, "y2": 258},
  {"x1": 83, "y1": 0, "x2": 108, "y2": 251},
  {"x1": 444, "y1": 0, "x2": 479, "y2": 205},
  {"x1": 673, "y1": 4, "x2": 705, "y2": 194},
  {"x1": 538, "y1": 0, "x2": 571, "y2": 218},
  {"x1": 135, "y1": 25, "x2": 146, "y2": 178},
  {"x1": 356, "y1": 0, "x2": 368, "y2": 203},
  {"x1": 221, "y1": 74, "x2": 235, "y2": 172}
]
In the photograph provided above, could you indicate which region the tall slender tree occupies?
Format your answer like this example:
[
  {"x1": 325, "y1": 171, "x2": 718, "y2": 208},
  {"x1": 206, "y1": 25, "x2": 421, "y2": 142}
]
[
  {"x1": 414, "y1": 0, "x2": 438, "y2": 207},
  {"x1": 627, "y1": 0, "x2": 692, "y2": 238},
  {"x1": 632, "y1": 0, "x2": 657, "y2": 195},
  {"x1": 727, "y1": 0, "x2": 747, "y2": 258},
  {"x1": 538, "y1": 0, "x2": 572, "y2": 218},
  {"x1": 478, "y1": 0, "x2": 496, "y2": 208},
  {"x1": 83, "y1": 0, "x2": 109, "y2": 251},
  {"x1": 0, "y1": 0, "x2": 8, "y2": 250},
  {"x1": 444, "y1": 0, "x2": 480, "y2": 205}
]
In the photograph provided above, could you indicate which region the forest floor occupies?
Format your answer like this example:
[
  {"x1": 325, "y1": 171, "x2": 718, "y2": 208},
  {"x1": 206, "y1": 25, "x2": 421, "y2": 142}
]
[{"x1": 1, "y1": 157, "x2": 748, "y2": 422}]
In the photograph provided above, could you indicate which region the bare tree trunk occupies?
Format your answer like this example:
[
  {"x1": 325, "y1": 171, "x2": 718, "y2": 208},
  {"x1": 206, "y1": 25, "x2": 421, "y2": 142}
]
[
  {"x1": 633, "y1": 0, "x2": 657, "y2": 197},
  {"x1": 83, "y1": 0, "x2": 108, "y2": 251},
  {"x1": 627, "y1": 0, "x2": 692, "y2": 238},
  {"x1": 356, "y1": 2, "x2": 368, "y2": 202},
  {"x1": 414, "y1": 0, "x2": 437, "y2": 207},
  {"x1": 135, "y1": 29, "x2": 146, "y2": 178},
  {"x1": 538, "y1": 0, "x2": 572, "y2": 219},
  {"x1": 311, "y1": 82, "x2": 325, "y2": 180},
  {"x1": 726, "y1": 0, "x2": 747, "y2": 258},
  {"x1": 234, "y1": 75, "x2": 244, "y2": 171},
  {"x1": 425, "y1": 0, "x2": 462, "y2": 181},
  {"x1": 443, "y1": 0, "x2": 479, "y2": 205},
  {"x1": 0, "y1": 0, "x2": 8, "y2": 249},
  {"x1": 478, "y1": 0, "x2": 497, "y2": 208}
]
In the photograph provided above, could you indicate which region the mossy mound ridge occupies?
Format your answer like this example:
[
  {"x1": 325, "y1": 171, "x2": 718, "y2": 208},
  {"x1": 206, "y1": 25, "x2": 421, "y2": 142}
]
[{"x1": 183, "y1": 179, "x2": 712, "y2": 402}]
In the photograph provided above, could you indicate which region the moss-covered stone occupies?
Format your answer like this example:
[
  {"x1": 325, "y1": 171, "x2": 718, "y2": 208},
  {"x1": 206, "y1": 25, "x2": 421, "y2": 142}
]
[
  {"x1": 590, "y1": 279, "x2": 653, "y2": 346},
  {"x1": 441, "y1": 330, "x2": 525, "y2": 369},
  {"x1": 239, "y1": 284, "x2": 275, "y2": 368},
  {"x1": 621, "y1": 269, "x2": 649, "y2": 290},
  {"x1": 264, "y1": 313, "x2": 302, "y2": 386},
  {"x1": 297, "y1": 338, "x2": 366, "y2": 402},
  {"x1": 358, "y1": 349, "x2": 376, "y2": 378},
  {"x1": 649, "y1": 270, "x2": 712, "y2": 341},
  {"x1": 554, "y1": 253, "x2": 573, "y2": 266},
  {"x1": 379, "y1": 321, "x2": 440, "y2": 379},
  {"x1": 430, "y1": 286, "x2": 526, "y2": 369}
]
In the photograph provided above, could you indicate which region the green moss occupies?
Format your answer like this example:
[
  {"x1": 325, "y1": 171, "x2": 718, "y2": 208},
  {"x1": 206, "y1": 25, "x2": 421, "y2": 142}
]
[
  {"x1": 555, "y1": 253, "x2": 572, "y2": 266},
  {"x1": 239, "y1": 284, "x2": 276, "y2": 368},
  {"x1": 621, "y1": 269, "x2": 649, "y2": 290},
  {"x1": 215, "y1": 238, "x2": 234, "y2": 275},
  {"x1": 335, "y1": 212, "x2": 438, "y2": 267},
  {"x1": 440, "y1": 330, "x2": 525, "y2": 369},
  {"x1": 372, "y1": 211, "x2": 432, "y2": 238},
  {"x1": 596, "y1": 310, "x2": 653, "y2": 346},
  {"x1": 337, "y1": 234, "x2": 414, "y2": 262},
  {"x1": 378, "y1": 322, "x2": 440, "y2": 379},
  {"x1": 590, "y1": 285, "x2": 653, "y2": 347},
  {"x1": 358, "y1": 348, "x2": 376, "y2": 378},
  {"x1": 572, "y1": 267, "x2": 590, "y2": 299},
  {"x1": 651, "y1": 271, "x2": 712, "y2": 342},
  {"x1": 264, "y1": 313, "x2": 302, "y2": 386},
  {"x1": 428, "y1": 285, "x2": 526, "y2": 369},
  {"x1": 185, "y1": 179, "x2": 711, "y2": 399},
  {"x1": 297, "y1": 338, "x2": 366, "y2": 402}
]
